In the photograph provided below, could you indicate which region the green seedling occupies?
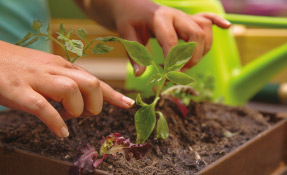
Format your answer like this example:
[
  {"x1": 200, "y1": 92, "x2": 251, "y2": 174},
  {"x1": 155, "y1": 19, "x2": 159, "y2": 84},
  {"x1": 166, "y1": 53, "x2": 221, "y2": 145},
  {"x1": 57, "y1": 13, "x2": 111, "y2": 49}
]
[
  {"x1": 16, "y1": 20, "x2": 113, "y2": 62},
  {"x1": 96, "y1": 36, "x2": 197, "y2": 143},
  {"x1": 18, "y1": 20, "x2": 197, "y2": 144}
]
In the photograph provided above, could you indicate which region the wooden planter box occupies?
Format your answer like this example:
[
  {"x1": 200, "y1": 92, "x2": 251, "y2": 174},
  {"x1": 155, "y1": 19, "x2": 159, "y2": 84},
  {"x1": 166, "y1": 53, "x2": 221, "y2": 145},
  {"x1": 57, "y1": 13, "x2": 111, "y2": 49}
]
[{"x1": 1, "y1": 117, "x2": 286, "y2": 175}]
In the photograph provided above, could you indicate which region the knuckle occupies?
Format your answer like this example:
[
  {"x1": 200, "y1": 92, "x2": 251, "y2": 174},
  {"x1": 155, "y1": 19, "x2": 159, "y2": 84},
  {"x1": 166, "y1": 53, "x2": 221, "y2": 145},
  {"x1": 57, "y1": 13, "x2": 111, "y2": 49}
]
[
  {"x1": 29, "y1": 97, "x2": 46, "y2": 111},
  {"x1": 154, "y1": 7, "x2": 168, "y2": 17},
  {"x1": 197, "y1": 30, "x2": 206, "y2": 39},
  {"x1": 201, "y1": 19, "x2": 212, "y2": 26},
  {"x1": 53, "y1": 55, "x2": 73, "y2": 67},
  {"x1": 86, "y1": 77, "x2": 100, "y2": 89},
  {"x1": 62, "y1": 80, "x2": 78, "y2": 93}
]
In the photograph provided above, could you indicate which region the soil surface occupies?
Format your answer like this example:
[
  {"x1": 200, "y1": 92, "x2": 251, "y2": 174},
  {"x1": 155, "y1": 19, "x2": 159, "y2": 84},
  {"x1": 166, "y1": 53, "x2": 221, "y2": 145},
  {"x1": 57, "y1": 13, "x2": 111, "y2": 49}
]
[{"x1": 0, "y1": 96, "x2": 272, "y2": 175}]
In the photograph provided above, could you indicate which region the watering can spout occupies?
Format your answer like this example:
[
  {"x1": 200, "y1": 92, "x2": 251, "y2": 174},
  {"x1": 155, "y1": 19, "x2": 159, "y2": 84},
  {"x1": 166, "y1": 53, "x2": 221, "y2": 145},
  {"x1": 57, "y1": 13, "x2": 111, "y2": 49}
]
[{"x1": 227, "y1": 44, "x2": 287, "y2": 105}]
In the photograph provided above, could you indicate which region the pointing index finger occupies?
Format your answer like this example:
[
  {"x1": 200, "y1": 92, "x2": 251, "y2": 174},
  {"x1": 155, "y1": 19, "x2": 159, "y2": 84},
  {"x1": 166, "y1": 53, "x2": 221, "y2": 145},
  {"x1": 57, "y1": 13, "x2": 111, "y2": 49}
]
[
  {"x1": 198, "y1": 13, "x2": 231, "y2": 28},
  {"x1": 100, "y1": 81, "x2": 135, "y2": 109}
]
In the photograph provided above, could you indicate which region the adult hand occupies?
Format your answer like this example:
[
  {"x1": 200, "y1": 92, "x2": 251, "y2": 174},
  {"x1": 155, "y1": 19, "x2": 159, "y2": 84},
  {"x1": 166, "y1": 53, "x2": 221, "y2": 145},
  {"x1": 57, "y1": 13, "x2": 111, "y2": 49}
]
[
  {"x1": 75, "y1": 0, "x2": 231, "y2": 76},
  {"x1": 0, "y1": 41, "x2": 135, "y2": 137}
]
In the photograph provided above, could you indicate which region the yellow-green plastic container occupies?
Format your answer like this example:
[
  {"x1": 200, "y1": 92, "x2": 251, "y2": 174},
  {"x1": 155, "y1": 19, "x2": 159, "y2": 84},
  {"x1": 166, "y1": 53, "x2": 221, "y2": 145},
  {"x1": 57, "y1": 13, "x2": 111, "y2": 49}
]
[{"x1": 126, "y1": 0, "x2": 287, "y2": 106}]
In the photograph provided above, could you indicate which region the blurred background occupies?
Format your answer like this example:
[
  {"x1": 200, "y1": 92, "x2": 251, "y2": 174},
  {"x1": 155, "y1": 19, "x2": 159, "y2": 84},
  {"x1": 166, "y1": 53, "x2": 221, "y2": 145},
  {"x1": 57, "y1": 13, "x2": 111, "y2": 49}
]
[{"x1": 47, "y1": 0, "x2": 287, "y2": 107}]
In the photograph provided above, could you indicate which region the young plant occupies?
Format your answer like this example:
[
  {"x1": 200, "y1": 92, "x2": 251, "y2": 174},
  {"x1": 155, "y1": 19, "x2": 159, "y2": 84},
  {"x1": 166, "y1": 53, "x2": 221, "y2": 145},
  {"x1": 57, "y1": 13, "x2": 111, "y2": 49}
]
[
  {"x1": 71, "y1": 133, "x2": 152, "y2": 175},
  {"x1": 96, "y1": 37, "x2": 197, "y2": 143},
  {"x1": 18, "y1": 21, "x2": 196, "y2": 167},
  {"x1": 16, "y1": 20, "x2": 113, "y2": 62}
]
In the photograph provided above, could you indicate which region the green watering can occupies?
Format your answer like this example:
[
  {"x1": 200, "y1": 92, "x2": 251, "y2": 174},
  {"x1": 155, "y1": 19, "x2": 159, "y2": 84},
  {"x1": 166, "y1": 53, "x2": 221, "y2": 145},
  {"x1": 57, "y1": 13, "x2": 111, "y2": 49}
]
[{"x1": 125, "y1": 0, "x2": 287, "y2": 106}]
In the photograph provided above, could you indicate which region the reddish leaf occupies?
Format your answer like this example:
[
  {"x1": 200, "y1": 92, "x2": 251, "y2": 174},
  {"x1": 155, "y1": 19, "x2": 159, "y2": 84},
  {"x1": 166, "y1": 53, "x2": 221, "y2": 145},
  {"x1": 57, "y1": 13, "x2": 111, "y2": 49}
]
[
  {"x1": 71, "y1": 144, "x2": 99, "y2": 175},
  {"x1": 168, "y1": 96, "x2": 188, "y2": 118},
  {"x1": 71, "y1": 133, "x2": 152, "y2": 175}
]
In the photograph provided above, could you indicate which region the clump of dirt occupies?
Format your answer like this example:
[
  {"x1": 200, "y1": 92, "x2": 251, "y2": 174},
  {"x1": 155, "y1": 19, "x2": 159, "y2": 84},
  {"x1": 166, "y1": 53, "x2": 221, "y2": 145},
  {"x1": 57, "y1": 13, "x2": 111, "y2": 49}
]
[{"x1": 0, "y1": 97, "x2": 270, "y2": 175}]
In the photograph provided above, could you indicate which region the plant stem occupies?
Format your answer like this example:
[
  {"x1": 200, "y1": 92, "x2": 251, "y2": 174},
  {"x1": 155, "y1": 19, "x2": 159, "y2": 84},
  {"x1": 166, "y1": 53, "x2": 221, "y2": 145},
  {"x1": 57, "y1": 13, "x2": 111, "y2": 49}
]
[
  {"x1": 65, "y1": 49, "x2": 71, "y2": 62},
  {"x1": 71, "y1": 39, "x2": 97, "y2": 63},
  {"x1": 152, "y1": 62, "x2": 161, "y2": 74},
  {"x1": 37, "y1": 33, "x2": 65, "y2": 49},
  {"x1": 35, "y1": 33, "x2": 72, "y2": 61},
  {"x1": 155, "y1": 77, "x2": 166, "y2": 100}
]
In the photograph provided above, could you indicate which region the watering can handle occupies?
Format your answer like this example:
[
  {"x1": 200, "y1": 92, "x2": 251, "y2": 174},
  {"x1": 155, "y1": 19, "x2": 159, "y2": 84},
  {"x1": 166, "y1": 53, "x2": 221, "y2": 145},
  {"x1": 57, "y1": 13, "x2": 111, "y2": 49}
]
[{"x1": 225, "y1": 14, "x2": 287, "y2": 28}]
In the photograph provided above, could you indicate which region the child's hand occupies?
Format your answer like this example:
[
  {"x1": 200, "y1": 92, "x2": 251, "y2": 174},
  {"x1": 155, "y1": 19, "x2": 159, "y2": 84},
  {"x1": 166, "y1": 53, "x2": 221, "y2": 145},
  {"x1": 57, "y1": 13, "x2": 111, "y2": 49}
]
[
  {"x1": 0, "y1": 41, "x2": 135, "y2": 137},
  {"x1": 75, "y1": 0, "x2": 231, "y2": 76},
  {"x1": 112, "y1": 1, "x2": 231, "y2": 75}
]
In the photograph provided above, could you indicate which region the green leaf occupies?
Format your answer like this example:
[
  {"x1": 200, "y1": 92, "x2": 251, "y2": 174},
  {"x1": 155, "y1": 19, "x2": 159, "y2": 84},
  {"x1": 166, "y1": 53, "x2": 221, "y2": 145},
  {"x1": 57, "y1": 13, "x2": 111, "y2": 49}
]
[
  {"x1": 156, "y1": 111, "x2": 169, "y2": 140},
  {"x1": 64, "y1": 39, "x2": 84, "y2": 57},
  {"x1": 96, "y1": 37, "x2": 154, "y2": 66},
  {"x1": 16, "y1": 32, "x2": 33, "y2": 45},
  {"x1": 76, "y1": 28, "x2": 88, "y2": 41},
  {"x1": 57, "y1": 33, "x2": 67, "y2": 41},
  {"x1": 66, "y1": 29, "x2": 74, "y2": 39},
  {"x1": 135, "y1": 105, "x2": 156, "y2": 143},
  {"x1": 121, "y1": 40, "x2": 153, "y2": 66},
  {"x1": 59, "y1": 23, "x2": 66, "y2": 35},
  {"x1": 92, "y1": 43, "x2": 114, "y2": 54},
  {"x1": 22, "y1": 36, "x2": 41, "y2": 47},
  {"x1": 136, "y1": 94, "x2": 147, "y2": 107},
  {"x1": 166, "y1": 71, "x2": 196, "y2": 85},
  {"x1": 147, "y1": 73, "x2": 162, "y2": 85},
  {"x1": 32, "y1": 20, "x2": 43, "y2": 31},
  {"x1": 164, "y1": 42, "x2": 197, "y2": 72},
  {"x1": 96, "y1": 36, "x2": 121, "y2": 42}
]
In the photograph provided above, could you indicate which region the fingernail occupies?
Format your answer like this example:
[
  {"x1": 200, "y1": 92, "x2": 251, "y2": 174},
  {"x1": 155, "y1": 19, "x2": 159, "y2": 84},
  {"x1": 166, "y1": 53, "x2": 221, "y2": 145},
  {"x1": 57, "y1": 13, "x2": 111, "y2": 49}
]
[
  {"x1": 61, "y1": 127, "x2": 69, "y2": 138},
  {"x1": 133, "y1": 64, "x2": 140, "y2": 76},
  {"x1": 122, "y1": 96, "x2": 135, "y2": 106},
  {"x1": 225, "y1": 20, "x2": 231, "y2": 26}
]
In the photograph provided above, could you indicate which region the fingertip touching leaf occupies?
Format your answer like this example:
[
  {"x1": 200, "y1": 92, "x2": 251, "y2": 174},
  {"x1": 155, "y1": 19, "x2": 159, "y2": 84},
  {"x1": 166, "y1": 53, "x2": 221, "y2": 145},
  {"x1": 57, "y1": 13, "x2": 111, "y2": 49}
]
[
  {"x1": 122, "y1": 40, "x2": 153, "y2": 66},
  {"x1": 164, "y1": 42, "x2": 197, "y2": 72},
  {"x1": 166, "y1": 71, "x2": 196, "y2": 85},
  {"x1": 32, "y1": 20, "x2": 43, "y2": 31},
  {"x1": 156, "y1": 111, "x2": 169, "y2": 140},
  {"x1": 135, "y1": 105, "x2": 156, "y2": 143},
  {"x1": 76, "y1": 28, "x2": 88, "y2": 41},
  {"x1": 92, "y1": 43, "x2": 113, "y2": 54}
]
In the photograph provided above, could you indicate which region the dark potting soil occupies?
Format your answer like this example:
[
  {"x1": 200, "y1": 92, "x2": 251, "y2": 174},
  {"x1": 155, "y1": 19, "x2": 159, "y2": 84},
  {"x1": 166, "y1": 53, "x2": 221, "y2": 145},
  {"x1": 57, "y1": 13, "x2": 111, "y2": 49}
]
[{"x1": 0, "y1": 97, "x2": 271, "y2": 175}]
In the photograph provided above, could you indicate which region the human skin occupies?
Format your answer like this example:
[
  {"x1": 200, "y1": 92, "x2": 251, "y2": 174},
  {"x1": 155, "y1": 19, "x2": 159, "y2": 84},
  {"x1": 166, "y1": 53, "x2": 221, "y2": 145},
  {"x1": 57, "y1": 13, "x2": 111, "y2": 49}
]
[
  {"x1": 74, "y1": 0, "x2": 231, "y2": 76},
  {"x1": 0, "y1": 41, "x2": 135, "y2": 137}
]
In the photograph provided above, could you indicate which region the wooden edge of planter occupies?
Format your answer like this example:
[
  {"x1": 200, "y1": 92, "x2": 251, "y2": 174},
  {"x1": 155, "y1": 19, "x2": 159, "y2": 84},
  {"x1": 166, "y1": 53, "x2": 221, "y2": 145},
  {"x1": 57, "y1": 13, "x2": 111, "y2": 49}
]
[
  {"x1": 1, "y1": 120, "x2": 286, "y2": 175},
  {"x1": 0, "y1": 144, "x2": 111, "y2": 175},
  {"x1": 198, "y1": 119, "x2": 287, "y2": 175}
]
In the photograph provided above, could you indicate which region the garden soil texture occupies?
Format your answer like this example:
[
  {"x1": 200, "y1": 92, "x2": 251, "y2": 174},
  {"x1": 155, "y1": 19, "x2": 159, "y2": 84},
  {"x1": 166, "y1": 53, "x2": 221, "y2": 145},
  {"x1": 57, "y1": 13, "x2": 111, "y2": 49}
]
[{"x1": 0, "y1": 96, "x2": 272, "y2": 175}]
